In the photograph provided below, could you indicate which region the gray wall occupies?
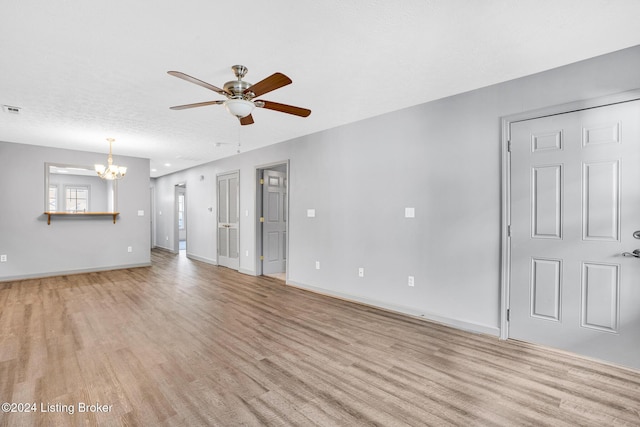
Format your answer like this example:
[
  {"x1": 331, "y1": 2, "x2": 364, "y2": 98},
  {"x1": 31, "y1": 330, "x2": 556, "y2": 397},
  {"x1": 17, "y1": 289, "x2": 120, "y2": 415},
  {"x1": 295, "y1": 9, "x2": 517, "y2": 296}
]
[
  {"x1": 142, "y1": 46, "x2": 640, "y2": 335},
  {"x1": 0, "y1": 142, "x2": 151, "y2": 280}
]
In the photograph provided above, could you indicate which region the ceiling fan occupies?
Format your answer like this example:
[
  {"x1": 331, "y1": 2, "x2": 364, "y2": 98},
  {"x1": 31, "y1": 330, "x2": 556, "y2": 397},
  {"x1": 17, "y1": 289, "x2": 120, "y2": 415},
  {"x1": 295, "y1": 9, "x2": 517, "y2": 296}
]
[{"x1": 168, "y1": 65, "x2": 311, "y2": 125}]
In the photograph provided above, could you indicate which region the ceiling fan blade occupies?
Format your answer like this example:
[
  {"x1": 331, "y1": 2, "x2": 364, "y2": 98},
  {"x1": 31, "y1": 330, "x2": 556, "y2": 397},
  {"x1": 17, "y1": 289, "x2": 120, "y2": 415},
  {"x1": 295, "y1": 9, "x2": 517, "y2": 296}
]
[
  {"x1": 257, "y1": 100, "x2": 311, "y2": 117},
  {"x1": 239, "y1": 114, "x2": 254, "y2": 126},
  {"x1": 167, "y1": 71, "x2": 229, "y2": 96},
  {"x1": 244, "y1": 73, "x2": 292, "y2": 98},
  {"x1": 169, "y1": 100, "x2": 224, "y2": 110}
]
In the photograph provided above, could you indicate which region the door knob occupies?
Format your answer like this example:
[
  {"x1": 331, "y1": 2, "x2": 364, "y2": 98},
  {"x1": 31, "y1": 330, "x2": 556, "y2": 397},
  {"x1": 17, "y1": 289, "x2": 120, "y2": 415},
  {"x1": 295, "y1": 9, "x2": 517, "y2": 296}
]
[{"x1": 622, "y1": 249, "x2": 640, "y2": 257}]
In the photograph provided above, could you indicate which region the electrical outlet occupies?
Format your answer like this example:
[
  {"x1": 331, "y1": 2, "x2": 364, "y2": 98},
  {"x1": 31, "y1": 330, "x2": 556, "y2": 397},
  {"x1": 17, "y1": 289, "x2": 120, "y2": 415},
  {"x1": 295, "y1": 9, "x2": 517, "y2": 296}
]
[
  {"x1": 0, "y1": 254, "x2": 6, "y2": 262},
  {"x1": 315, "y1": 261, "x2": 320, "y2": 270},
  {"x1": 127, "y1": 246, "x2": 133, "y2": 253},
  {"x1": 358, "y1": 267, "x2": 364, "y2": 277},
  {"x1": 408, "y1": 276, "x2": 415, "y2": 287},
  {"x1": 245, "y1": 250, "x2": 249, "y2": 257},
  {"x1": 166, "y1": 236, "x2": 169, "y2": 241}
]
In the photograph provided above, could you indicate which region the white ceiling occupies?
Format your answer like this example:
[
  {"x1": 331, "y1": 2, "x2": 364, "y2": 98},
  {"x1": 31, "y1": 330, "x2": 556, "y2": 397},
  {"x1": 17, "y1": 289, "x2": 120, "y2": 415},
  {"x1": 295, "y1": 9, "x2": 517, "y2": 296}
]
[{"x1": 1, "y1": 1, "x2": 640, "y2": 177}]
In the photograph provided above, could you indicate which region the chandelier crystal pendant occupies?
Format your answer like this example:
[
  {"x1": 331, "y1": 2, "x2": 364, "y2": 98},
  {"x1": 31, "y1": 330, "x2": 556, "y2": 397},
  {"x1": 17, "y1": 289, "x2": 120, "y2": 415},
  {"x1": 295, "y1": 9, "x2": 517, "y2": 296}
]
[{"x1": 95, "y1": 138, "x2": 127, "y2": 180}]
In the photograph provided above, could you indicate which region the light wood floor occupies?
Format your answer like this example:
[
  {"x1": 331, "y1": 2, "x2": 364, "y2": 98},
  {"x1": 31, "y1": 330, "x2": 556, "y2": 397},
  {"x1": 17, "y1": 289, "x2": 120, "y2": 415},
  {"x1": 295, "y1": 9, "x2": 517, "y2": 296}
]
[{"x1": 1, "y1": 250, "x2": 639, "y2": 426}]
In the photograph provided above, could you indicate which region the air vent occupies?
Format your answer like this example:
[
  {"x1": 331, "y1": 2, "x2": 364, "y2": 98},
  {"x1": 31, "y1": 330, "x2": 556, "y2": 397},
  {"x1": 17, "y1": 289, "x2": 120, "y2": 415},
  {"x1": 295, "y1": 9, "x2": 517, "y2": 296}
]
[{"x1": 2, "y1": 105, "x2": 21, "y2": 114}]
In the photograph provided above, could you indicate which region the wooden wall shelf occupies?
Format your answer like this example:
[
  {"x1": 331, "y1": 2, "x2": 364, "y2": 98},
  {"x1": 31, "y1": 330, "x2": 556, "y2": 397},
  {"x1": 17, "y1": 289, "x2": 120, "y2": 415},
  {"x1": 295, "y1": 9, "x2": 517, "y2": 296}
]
[{"x1": 44, "y1": 212, "x2": 120, "y2": 225}]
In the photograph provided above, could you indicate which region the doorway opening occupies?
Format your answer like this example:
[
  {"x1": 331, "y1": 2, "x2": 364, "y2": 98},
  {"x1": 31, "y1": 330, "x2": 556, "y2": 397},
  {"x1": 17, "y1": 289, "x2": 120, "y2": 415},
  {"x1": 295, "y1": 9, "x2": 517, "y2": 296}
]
[
  {"x1": 256, "y1": 162, "x2": 289, "y2": 281},
  {"x1": 175, "y1": 183, "x2": 186, "y2": 253}
]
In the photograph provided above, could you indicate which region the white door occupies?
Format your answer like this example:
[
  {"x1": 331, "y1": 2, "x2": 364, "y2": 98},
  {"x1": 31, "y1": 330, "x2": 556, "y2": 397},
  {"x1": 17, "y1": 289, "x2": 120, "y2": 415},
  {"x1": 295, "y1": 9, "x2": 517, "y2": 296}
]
[
  {"x1": 509, "y1": 100, "x2": 640, "y2": 370},
  {"x1": 262, "y1": 170, "x2": 287, "y2": 275},
  {"x1": 217, "y1": 172, "x2": 239, "y2": 270}
]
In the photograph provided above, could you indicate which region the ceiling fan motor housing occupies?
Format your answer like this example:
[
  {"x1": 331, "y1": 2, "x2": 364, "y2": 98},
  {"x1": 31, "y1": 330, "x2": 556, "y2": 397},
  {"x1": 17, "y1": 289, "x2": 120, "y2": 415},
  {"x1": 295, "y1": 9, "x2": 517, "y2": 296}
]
[{"x1": 223, "y1": 79, "x2": 252, "y2": 98}]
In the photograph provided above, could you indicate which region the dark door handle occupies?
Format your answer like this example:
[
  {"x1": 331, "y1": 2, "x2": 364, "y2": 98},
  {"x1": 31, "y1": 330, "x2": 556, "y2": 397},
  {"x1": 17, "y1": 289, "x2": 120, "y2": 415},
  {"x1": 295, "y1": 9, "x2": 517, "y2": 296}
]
[{"x1": 622, "y1": 249, "x2": 640, "y2": 257}]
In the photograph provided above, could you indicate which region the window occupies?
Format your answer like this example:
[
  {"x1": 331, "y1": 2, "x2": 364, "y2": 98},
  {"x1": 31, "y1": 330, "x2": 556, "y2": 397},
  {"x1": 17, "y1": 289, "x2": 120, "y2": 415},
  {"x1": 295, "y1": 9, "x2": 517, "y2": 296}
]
[
  {"x1": 49, "y1": 185, "x2": 58, "y2": 212},
  {"x1": 178, "y1": 194, "x2": 185, "y2": 230},
  {"x1": 65, "y1": 186, "x2": 89, "y2": 212}
]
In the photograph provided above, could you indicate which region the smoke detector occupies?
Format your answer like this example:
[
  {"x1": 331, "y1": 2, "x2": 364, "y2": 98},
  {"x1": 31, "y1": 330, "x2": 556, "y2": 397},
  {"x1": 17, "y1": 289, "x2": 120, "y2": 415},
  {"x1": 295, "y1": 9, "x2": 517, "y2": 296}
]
[{"x1": 2, "y1": 105, "x2": 21, "y2": 114}]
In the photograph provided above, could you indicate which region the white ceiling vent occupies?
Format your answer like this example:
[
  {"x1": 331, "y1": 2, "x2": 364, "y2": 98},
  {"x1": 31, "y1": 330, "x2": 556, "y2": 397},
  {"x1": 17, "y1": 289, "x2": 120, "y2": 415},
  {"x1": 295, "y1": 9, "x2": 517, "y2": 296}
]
[{"x1": 2, "y1": 105, "x2": 21, "y2": 114}]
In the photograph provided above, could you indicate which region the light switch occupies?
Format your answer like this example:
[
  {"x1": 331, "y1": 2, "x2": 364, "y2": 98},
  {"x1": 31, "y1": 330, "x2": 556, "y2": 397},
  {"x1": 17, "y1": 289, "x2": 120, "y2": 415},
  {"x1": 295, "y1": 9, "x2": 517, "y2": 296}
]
[
  {"x1": 138, "y1": 210, "x2": 144, "y2": 216},
  {"x1": 307, "y1": 209, "x2": 316, "y2": 218},
  {"x1": 405, "y1": 207, "x2": 415, "y2": 218}
]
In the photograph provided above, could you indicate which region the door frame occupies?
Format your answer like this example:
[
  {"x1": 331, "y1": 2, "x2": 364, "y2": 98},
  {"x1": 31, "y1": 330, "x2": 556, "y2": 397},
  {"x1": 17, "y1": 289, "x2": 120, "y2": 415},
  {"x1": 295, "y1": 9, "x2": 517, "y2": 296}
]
[
  {"x1": 216, "y1": 170, "x2": 240, "y2": 269},
  {"x1": 255, "y1": 160, "x2": 290, "y2": 278},
  {"x1": 150, "y1": 186, "x2": 156, "y2": 249},
  {"x1": 174, "y1": 183, "x2": 186, "y2": 253},
  {"x1": 500, "y1": 89, "x2": 640, "y2": 340}
]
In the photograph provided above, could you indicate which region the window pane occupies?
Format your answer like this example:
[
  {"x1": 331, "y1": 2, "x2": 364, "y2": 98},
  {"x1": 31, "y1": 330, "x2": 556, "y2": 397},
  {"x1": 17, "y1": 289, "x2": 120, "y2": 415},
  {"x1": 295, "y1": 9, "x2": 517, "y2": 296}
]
[
  {"x1": 65, "y1": 186, "x2": 89, "y2": 212},
  {"x1": 178, "y1": 194, "x2": 185, "y2": 229},
  {"x1": 49, "y1": 186, "x2": 58, "y2": 211}
]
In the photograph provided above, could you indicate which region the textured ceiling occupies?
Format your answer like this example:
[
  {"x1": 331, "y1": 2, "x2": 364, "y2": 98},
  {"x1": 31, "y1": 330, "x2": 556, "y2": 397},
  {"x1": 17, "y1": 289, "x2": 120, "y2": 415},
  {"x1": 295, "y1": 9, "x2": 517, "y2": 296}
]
[{"x1": 1, "y1": 0, "x2": 640, "y2": 177}]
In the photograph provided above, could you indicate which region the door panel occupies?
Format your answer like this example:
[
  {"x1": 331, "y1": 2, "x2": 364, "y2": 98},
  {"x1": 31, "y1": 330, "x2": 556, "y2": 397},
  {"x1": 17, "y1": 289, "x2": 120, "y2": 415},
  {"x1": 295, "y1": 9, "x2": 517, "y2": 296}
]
[
  {"x1": 530, "y1": 257, "x2": 562, "y2": 321},
  {"x1": 581, "y1": 262, "x2": 619, "y2": 332},
  {"x1": 218, "y1": 228, "x2": 228, "y2": 257},
  {"x1": 217, "y1": 172, "x2": 239, "y2": 270},
  {"x1": 582, "y1": 161, "x2": 619, "y2": 241},
  {"x1": 531, "y1": 164, "x2": 562, "y2": 239},
  {"x1": 509, "y1": 100, "x2": 640, "y2": 370},
  {"x1": 262, "y1": 170, "x2": 287, "y2": 275}
]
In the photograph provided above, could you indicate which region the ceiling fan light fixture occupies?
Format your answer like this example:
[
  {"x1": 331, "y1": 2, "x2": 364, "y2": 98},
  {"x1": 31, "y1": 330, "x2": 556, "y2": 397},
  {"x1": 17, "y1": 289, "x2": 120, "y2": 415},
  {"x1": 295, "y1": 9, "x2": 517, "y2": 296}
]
[{"x1": 224, "y1": 99, "x2": 254, "y2": 118}]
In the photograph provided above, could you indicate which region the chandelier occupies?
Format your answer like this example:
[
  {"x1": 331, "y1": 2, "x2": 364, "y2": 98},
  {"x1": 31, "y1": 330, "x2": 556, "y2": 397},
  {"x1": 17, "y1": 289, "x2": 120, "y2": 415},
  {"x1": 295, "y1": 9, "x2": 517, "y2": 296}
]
[{"x1": 95, "y1": 138, "x2": 127, "y2": 180}]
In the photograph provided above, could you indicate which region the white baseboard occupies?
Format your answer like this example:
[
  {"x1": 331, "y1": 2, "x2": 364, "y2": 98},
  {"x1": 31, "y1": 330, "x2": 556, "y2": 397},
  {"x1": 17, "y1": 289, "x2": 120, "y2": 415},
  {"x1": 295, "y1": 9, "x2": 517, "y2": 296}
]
[
  {"x1": 286, "y1": 280, "x2": 500, "y2": 337},
  {"x1": 186, "y1": 253, "x2": 217, "y2": 265},
  {"x1": 239, "y1": 268, "x2": 257, "y2": 276},
  {"x1": 0, "y1": 263, "x2": 151, "y2": 283},
  {"x1": 153, "y1": 245, "x2": 177, "y2": 254}
]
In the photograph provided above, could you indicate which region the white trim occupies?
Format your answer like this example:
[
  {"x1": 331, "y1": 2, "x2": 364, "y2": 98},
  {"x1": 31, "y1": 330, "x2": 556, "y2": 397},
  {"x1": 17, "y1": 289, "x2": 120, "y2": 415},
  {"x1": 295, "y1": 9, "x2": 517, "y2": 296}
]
[
  {"x1": 287, "y1": 280, "x2": 500, "y2": 337},
  {"x1": 0, "y1": 263, "x2": 151, "y2": 283},
  {"x1": 239, "y1": 268, "x2": 257, "y2": 276},
  {"x1": 499, "y1": 89, "x2": 640, "y2": 341},
  {"x1": 154, "y1": 245, "x2": 178, "y2": 254},
  {"x1": 186, "y1": 253, "x2": 217, "y2": 265}
]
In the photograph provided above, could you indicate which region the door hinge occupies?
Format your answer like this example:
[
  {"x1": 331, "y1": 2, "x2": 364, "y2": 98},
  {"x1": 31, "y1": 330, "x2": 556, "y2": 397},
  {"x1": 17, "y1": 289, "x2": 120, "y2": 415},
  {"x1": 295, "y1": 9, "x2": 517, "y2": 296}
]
[
  {"x1": 260, "y1": 178, "x2": 264, "y2": 185},
  {"x1": 506, "y1": 309, "x2": 510, "y2": 322},
  {"x1": 507, "y1": 225, "x2": 511, "y2": 237},
  {"x1": 507, "y1": 140, "x2": 512, "y2": 152},
  {"x1": 260, "y1": 255, "x2": 264, "y2": 260},
  {"x1": 260, "y1": 217, "x2": 264, "y2": 223}
]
